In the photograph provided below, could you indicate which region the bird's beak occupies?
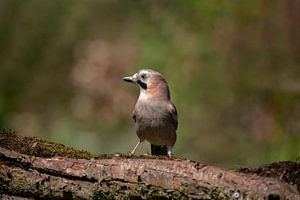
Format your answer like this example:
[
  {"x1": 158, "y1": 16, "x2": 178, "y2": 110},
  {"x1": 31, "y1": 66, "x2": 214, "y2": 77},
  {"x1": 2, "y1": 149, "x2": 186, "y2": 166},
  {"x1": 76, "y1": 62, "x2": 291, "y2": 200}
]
[
  {"x1": 123, "y1": 76, "x2": 134, "y2": 83},
  {"x1": 123, "y1": 74, "x2": 137, "y2": 83}
]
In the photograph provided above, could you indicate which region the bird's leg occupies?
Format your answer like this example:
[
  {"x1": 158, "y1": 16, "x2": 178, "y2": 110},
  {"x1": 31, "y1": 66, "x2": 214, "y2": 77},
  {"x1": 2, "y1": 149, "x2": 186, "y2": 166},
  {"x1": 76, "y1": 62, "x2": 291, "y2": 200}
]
[
  {"x1": 130, "y1": 141, "x2": 141, "y2": 154},
  {"x1": 167, "y1": 146, "x2": 172, "y2": 158}
]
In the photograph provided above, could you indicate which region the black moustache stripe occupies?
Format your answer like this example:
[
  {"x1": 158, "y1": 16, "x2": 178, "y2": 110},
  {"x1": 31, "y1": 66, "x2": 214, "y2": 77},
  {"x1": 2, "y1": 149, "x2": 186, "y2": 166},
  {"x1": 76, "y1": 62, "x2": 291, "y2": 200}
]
[{"x1": 137, "y1": 80, "x2": 147, "y2": 89}]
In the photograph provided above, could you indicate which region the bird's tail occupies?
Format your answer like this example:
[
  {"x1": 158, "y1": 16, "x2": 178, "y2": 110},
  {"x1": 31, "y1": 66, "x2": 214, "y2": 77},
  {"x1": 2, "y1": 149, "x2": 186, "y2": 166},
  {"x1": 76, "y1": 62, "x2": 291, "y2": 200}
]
[{"x1": 151, "y1": 144, "x2": 167, "y2": 156}]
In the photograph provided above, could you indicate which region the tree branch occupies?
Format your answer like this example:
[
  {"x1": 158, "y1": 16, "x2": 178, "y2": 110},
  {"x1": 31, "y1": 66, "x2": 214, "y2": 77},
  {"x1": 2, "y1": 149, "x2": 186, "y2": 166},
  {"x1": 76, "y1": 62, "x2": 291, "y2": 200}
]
[{"x1": 0, "y1": 133, "x2": 299, "y2": 199}]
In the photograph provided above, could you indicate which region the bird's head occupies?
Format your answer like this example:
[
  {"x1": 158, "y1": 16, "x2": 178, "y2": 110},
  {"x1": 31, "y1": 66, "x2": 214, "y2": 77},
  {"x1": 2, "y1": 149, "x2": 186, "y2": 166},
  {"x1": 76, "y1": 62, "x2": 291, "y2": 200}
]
[{"x1": 123, "y1": 69, "x2": 170, "y2": 100}]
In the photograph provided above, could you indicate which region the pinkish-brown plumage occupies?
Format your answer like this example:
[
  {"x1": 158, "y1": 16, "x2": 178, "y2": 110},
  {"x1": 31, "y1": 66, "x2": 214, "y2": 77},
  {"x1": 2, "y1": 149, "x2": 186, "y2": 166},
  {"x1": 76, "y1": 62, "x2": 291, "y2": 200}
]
[{"x1": 123, "y1": 69, "x2": 178, "y2": 157}]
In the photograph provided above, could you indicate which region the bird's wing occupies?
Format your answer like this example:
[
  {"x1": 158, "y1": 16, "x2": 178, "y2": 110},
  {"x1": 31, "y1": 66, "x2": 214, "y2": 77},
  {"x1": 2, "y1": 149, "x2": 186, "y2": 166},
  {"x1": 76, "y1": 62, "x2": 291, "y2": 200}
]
[{"x1": 168, "y1": 103, "x2": 178, "y2": 130}]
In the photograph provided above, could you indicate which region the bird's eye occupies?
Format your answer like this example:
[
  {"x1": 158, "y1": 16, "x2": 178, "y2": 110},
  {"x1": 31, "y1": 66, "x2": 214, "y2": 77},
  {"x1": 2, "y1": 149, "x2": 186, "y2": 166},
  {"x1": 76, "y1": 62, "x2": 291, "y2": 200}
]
[{"x1": 141, "y1": 74, "x2": 146, "y2": 80}]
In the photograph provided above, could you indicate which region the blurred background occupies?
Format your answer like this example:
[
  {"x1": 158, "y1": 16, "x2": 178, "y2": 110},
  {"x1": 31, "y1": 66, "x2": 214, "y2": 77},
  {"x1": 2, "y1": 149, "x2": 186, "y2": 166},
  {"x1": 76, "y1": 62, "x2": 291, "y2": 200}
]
[{"x1": 0, "y1": 0, "x2": 299, "y2": 168}]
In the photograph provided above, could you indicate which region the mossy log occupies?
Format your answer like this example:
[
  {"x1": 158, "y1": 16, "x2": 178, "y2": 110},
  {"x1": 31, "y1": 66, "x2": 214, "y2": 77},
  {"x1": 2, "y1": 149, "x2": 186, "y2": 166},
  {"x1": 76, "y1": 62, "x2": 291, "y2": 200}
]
[{"x1": 0, "y1": 132, "x2": 299, "y2": 199}]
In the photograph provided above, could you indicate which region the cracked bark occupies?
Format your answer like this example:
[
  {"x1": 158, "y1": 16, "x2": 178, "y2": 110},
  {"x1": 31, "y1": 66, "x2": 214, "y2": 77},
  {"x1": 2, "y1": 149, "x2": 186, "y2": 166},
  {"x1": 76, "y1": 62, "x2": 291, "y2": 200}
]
[{"x1": 0, "y1": 133, "x2": 299, "y2": 199}]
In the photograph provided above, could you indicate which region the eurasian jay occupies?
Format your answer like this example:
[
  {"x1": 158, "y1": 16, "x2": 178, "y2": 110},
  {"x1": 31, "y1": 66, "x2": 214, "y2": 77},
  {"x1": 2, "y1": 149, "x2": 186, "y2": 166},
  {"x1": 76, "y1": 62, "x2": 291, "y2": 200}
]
[{"x1": 123, "y1": 69, "x2": 178, "y2": 158}]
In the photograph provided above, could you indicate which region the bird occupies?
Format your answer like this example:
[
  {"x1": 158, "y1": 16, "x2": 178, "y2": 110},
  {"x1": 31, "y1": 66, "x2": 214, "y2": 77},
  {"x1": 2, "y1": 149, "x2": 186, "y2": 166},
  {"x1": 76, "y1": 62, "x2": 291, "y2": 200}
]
[{"x1": 123, "y1": 69, "x2": 178, "y2": 158}]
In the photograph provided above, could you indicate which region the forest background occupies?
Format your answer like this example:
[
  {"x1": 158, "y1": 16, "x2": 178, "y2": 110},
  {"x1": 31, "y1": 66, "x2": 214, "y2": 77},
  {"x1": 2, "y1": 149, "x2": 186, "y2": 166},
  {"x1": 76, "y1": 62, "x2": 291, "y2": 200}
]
[{"x1": 0, "y1": 0, "x2": 299, "y2": 168}]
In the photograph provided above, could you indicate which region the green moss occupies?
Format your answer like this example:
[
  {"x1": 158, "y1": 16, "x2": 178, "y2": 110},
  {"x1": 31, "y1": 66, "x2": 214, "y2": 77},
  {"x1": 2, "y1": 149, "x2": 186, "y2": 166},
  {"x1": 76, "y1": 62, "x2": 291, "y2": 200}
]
[
  {"x1": 0, "y1": 131, "x2": 175, "y2": 160},
  {"x1": 91, "y1": 181, "x2": 191, "y2": 200},
  {"x1": 238, "y1": 161, "x2": 300, "y2": 193},
  {"x1": 91, "y1": 190, "x2": 118, "y2": 200},
  {"x1": 90, "y1": 183, "x2": 238, "y2": 200},
  {"x1": 0, "y1": 132, "x2": 92, "y2": 159},
  {"x1": 1, "y1": 131, "x2": 298, "y2": 198},
  {"x1": 0, "y1": 167, "x2": 10, "y2": 185}
]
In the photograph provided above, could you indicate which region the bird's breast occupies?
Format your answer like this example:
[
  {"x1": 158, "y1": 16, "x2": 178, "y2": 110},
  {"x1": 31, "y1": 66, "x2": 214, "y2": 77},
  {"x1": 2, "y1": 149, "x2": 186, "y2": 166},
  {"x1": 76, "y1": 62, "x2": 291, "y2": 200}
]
[
  {"x1": 134, "y1": 101, "x2": 168, "y2": 126},
  {"x1": 134, "y1": 101, "x2": 176, "y2": 146}
]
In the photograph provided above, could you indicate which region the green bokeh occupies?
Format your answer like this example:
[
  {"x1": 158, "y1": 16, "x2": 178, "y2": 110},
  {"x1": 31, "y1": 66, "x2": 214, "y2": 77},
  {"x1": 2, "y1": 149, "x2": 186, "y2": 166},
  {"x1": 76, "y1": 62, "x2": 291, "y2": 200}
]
[{"x1": 0, "y1": 0, "x2": 299, "y2": 168}]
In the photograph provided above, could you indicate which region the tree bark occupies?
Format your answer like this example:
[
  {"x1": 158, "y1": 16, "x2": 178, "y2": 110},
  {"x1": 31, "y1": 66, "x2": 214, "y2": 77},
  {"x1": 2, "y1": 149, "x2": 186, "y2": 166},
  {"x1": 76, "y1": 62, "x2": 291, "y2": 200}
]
[{"x1": 0, "y1": 133, "x2": 299, "y2": 199}]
